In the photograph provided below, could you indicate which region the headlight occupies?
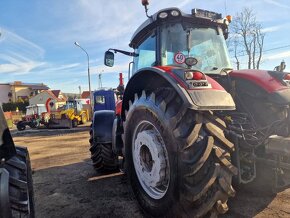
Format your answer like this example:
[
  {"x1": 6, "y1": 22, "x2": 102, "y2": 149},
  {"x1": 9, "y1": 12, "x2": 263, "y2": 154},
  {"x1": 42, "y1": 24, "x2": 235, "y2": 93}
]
[
  {"x1": 158, "y1": 12, "x2": 168, "y2": 19},
  {"x1": 184, "y1": 71, "x2": 194, "y2": 80},
  {"x1": 171, "y1": 10, "x2": 180, "y2": 16}
]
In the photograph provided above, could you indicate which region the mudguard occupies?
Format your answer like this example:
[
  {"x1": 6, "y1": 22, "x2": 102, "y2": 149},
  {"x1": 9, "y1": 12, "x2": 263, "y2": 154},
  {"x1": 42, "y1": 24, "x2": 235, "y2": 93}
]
[
  {"x1": 92, "y1": 110, "x2": 115, "y2": 144},
  {"x1": 122, "y1": 67, "x2": 235, "y2": 119}
]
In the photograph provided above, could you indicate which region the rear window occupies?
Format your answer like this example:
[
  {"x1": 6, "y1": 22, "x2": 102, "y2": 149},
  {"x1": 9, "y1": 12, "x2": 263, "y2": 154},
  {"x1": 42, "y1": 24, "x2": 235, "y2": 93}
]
[{"x1": 95, "y1": 96, "x2": 105, "y2": 104}]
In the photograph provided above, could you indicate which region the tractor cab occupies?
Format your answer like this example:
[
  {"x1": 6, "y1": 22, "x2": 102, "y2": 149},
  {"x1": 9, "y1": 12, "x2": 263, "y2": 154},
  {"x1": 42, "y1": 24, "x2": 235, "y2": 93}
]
[
  {"x1": 132, "y1": 8, "x2": 232, "y2": 75},
  {"x1": 25, "y1": 104, "x2": 47, "y2": 117},
  {"x1": 93, "y1": 89, "x2": 116, "y2": 112},
  {"x1": 105, "y1": 8, "x2": 232, "y2": 76},
  {"x1": 65, "y1": 100, "x2": 83, "y2": 114}
]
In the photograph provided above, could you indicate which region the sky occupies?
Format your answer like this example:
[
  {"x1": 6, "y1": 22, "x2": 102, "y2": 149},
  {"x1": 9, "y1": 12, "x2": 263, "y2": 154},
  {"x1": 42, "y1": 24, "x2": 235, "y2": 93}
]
[{"x1": 0, "y1": 0, "x2": 290, "y2": 93}]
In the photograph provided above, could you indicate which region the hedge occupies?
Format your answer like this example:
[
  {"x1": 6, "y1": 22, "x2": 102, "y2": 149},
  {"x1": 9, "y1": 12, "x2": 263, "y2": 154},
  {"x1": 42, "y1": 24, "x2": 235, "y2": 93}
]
[{"x1": 2, "y1": 102, "x2": 29, "y2": 112}]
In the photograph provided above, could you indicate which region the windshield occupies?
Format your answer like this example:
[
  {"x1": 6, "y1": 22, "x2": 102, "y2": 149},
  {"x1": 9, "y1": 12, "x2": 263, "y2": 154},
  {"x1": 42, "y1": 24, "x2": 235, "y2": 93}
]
[
  {"x1": 160, "y1": 23, "x2": 232, "y2": 74},
  {"x1": 65, "y1": 101, "x2": 76, "y2": 110},
  {"x1": 26, "y1": 107, "x2": 36, "y2": 116}
]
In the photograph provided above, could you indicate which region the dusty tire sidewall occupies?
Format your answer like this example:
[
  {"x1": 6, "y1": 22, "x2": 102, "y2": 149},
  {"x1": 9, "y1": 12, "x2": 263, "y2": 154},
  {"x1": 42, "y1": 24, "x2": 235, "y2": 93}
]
[{"x1": 124, "y1": 99, "x2": 179, "y2": 216}]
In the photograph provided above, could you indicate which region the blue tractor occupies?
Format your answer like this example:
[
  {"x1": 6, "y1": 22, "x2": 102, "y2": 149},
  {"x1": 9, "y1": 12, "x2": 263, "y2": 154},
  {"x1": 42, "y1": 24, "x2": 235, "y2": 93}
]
[{"x1": 92, "y1": 73, "x2": 124, "y2": 113}]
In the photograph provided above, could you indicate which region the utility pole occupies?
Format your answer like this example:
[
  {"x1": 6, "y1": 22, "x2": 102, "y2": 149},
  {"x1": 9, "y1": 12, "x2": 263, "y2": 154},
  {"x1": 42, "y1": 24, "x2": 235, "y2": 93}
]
[
  {"x1": 98, "y1": 71, "x2": 103, "y2": 89},
  {"x1": 78, "y1": 85, "x2": 81, "y2": 96},
  {"x1": 74, "y1": 42, "x2": 93, "y2": 112}
]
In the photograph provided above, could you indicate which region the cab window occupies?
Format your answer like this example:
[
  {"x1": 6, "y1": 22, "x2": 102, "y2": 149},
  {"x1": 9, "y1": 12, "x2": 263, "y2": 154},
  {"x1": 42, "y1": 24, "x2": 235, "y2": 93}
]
[
  {"x1": 95, "y1": 96, "x2": 106, "y2": 104},
  {"x1": 134, "y1": 34, "x2": 156, "y2": 72}
]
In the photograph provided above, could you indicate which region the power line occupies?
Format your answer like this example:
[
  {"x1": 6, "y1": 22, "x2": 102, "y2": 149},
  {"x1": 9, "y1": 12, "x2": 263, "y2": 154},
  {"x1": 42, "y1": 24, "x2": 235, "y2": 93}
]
[{"x1": 231, "y1": 44, "x2": 290, "y2": 58}]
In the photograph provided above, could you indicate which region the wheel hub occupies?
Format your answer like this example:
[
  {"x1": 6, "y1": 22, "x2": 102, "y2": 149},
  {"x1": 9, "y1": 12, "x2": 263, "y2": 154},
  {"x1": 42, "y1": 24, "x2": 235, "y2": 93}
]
[{"x1": 133, "y1": 123, "x2": 170, "y2": 199}]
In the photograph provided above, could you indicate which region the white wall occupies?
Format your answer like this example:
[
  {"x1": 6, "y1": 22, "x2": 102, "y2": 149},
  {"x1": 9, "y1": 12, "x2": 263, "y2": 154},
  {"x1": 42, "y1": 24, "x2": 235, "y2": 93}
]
[
  {"x1": 0, "y1": 84, "x2": 11, "y2": 105},
  {"x1": 29, "y1": 91, "x2": 66, "y2": 111}
]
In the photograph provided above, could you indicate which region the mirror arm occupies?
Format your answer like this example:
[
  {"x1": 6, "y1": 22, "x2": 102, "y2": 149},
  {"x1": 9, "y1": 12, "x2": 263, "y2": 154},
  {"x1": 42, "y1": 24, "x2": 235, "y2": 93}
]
[{"x1": 108, "y1": 48, "x2": 138, "y2": 57}]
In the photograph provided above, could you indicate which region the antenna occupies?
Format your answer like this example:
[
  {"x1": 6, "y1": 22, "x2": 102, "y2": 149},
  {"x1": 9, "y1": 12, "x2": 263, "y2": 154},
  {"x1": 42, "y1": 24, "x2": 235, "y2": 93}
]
[
  {"x1": 78, "y1": 85, "x2": 81, "y2": 96},
  {"x1": 224, "y1": 0, "x2": 227, "y2": 15},
  {"x1": 98, "y1": 71, "x2": 103, "y2": 89},
  {"x1": 141, "y1": 0, "x2": 151, "y2": 18}
]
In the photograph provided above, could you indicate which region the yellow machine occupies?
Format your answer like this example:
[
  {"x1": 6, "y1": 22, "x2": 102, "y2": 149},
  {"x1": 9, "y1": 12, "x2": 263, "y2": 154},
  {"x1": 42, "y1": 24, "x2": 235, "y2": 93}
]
[{"x1": 49, "y1": 100, "x2": 89, "y2": 128}]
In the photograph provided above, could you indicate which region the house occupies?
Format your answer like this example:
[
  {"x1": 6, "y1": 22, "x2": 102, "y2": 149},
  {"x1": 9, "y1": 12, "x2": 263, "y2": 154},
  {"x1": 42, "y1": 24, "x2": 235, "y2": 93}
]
[
  {"x1": 0, "y1": 81, "x2": 49, "y2": 105},
  {"x1": 81, "y1": 91, "x2": 93, "y2": 104},
  {"x1": 81, "y1": 91, "x2": 91, "y2": 99},
  {"x1": 29, "y1": 90, "x2": 67, "y2": 111}
]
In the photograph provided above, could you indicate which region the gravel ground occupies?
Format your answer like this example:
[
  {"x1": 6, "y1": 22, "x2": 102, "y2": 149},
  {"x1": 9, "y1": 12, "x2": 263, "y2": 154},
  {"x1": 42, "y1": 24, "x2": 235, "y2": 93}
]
[{"x1": 11, "y1": 125, "x2": 290, "y2": 218}]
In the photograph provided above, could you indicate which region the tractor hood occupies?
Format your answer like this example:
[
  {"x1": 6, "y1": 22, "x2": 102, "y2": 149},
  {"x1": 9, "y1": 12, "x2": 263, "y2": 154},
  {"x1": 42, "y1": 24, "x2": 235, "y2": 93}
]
[
  {"x1": 230, "y1": 69, "x2": 290, "y2": 105},
  {"x1": 229, "y1": 69, "x2": 289, "y2": 93}
]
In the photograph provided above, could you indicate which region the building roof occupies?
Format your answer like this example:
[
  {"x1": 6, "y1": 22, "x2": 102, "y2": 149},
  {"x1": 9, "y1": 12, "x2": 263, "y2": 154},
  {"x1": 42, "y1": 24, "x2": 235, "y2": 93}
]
[
  {"x1": 51, "y1": 90, "x2": 61, "y2": 98},
  {"x1": 0, "y1": 81, "x2": 50, "y2": 90},
  {"x1": 30, "y1": 85, "x2": 49, "y2": 90},
  {"x1": 81, "y1": 91, "x2": 92, "y2": 99},
  {"x1": 41, "y1": 90, "x2": 67, "y2": 102}
]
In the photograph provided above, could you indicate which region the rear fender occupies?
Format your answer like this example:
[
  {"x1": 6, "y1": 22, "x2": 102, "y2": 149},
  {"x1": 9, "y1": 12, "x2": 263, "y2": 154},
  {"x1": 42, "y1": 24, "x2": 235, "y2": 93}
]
[{"x1": 122, "y1": 67, "x2": 235, "y2": 120}]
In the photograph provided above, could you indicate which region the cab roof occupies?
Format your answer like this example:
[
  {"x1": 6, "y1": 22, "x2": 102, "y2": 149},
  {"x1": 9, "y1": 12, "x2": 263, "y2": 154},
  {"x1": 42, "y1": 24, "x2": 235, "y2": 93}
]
[{"x1": 129, "y1": 7, "x2": 225, "y2": 49}]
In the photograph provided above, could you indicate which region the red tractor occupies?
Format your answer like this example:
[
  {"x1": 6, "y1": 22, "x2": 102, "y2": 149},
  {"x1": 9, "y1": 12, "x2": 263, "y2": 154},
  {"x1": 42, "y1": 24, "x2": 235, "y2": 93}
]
[
  {"x1": 16, "y1": 104, "x2": 48, "y2": 131},
  {"x1": 90, "y1": 2, "x2": 290, "y2": 217}
]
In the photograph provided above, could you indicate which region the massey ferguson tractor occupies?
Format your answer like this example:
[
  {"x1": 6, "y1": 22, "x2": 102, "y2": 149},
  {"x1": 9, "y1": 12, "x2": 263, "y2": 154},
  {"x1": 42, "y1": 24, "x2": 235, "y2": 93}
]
[
  {"x1": 0, "y1": 106, "x2": 35, "y2": 217},
  {"x1": 89, "y1": 1, "x2": 290, "y2": 217}
]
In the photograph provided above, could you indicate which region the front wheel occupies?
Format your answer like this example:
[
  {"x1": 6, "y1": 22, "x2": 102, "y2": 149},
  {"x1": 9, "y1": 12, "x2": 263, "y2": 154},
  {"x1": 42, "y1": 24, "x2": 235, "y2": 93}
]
[
  {"x1": 124, "y1": 89, "x2": 237, "y2": 217},
  {"x1": 81, "y1": 114, "x2": 87, "y2": 124},
  {"x1": 17, "y1": 121, "x2": 26, "y2": 131},
  {"x1": 29, "y1": 120, "x2": 39, "y2": 129},
  {"x1": 72, "y1": 119, "x2": 78, "y2": 128}
]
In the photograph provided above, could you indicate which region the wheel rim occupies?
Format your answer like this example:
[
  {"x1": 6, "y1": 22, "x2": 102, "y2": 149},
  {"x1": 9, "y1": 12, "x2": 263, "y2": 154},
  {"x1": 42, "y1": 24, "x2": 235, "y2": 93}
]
[{"x1": 132, "y1": 120, "x2": 170, "y2": 199}]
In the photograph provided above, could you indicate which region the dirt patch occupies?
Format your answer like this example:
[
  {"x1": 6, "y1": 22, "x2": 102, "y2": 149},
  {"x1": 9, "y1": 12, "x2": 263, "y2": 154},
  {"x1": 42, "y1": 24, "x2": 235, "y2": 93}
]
[{"x1": 12, "y1": 126, "x2": 290, "y2": 218}]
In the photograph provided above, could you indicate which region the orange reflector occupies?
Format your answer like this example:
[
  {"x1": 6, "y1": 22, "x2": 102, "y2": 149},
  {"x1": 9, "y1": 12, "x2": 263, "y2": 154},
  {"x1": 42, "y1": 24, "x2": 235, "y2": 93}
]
[
  {"x1": 284, "y1": 74, "x2": 290, "y2": 80},
  {"x1": 141, "y1": 0, "x2": 149, "y2": 6},
  {"x1": 226, "y1": 15, "x2": 232, "y2": 23}
]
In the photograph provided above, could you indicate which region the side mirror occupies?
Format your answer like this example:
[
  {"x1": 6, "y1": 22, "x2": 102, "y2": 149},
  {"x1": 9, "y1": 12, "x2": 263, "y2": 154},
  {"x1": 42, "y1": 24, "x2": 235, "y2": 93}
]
[{"x1": 104, "y1": 51, "x2": 114, "y2": 67}]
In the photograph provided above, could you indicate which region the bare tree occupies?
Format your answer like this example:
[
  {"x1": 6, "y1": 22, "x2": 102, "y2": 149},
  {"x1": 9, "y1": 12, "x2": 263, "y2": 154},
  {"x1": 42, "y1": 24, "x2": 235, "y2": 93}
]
[{"x1": 229, "y1": 8, "x2": 265, "y2": 69}]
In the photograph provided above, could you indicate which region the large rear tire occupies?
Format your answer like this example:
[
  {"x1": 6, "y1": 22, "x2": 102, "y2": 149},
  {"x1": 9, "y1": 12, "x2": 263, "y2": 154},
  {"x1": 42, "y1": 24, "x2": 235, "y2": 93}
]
[
  {"x1": 89, "y1": 125, "x2": 118, "y2": 172},
  {"x1": 124, "y1": 89, "x2": 237, "y2": 217},
  {"x1": 1, "y1": 147, "x2": 35, "y2": 218}
]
